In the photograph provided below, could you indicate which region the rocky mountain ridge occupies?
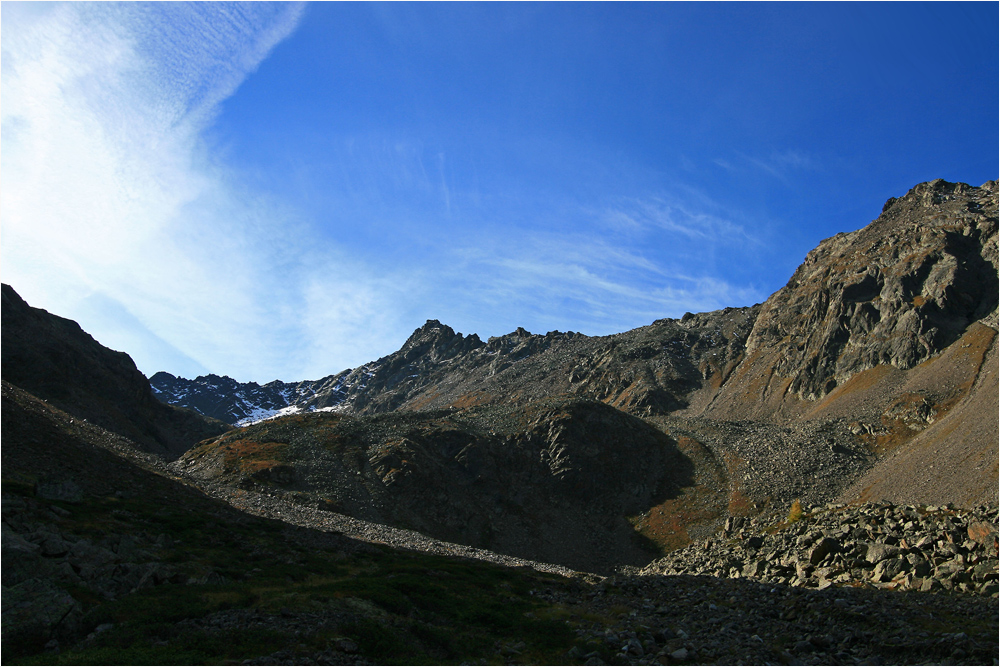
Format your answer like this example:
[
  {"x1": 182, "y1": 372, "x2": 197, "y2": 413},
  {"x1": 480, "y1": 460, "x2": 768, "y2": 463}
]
[
  {"x1": 153, "y1": 179, "x2": 997, "y2": 434},
  {"x1": 152, "y1": 307, "x2": 762, "y2": 426},
  {"x1": 150, "y1": 322, "x2": 598, "y2": 425},
  {"x1": 149, "y1": 371, "x2": 350, "y2": 426}
]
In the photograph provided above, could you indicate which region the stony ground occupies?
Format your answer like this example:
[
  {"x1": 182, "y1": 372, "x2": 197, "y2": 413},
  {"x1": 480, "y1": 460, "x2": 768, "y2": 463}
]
[
  {"x1": 196, "y1": 481, "x2": 580, "y2": 577},
  {"x1": 641, "y1": 501, "x2": 999, "y2": 597},
  {"x1": 184, "y1": 479, "x2": 1000, "y2": 666}
]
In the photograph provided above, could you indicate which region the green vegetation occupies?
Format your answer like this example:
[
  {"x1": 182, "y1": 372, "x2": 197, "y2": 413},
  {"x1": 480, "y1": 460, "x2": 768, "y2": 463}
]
[
  {"x1": 4, "y1": 480, "x2": 582, "y2": 666},
  {"x1": 18, "y1": 551, "x2": 578, "y2": 666}
]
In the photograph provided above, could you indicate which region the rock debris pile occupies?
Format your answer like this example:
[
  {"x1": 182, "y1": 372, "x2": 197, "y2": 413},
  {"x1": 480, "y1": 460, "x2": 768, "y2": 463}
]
[{"x1": 641, "y1": 501, "x2": 999, "y2": 597}]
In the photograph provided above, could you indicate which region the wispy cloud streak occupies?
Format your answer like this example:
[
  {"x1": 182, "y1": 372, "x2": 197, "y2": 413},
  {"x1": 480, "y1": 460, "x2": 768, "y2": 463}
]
[
  {"x1": 714, "y1": 149, "x2": 816, "y2": 181},
  {"x1": 1, "y1": 4, "x2": 777, "y2": 381},
  {"x1": 1, "y1": 3, "x2": 416, "y2": 380},
  {"x1": 445, "y1": 215, "x2": 767, "y2": 338}
]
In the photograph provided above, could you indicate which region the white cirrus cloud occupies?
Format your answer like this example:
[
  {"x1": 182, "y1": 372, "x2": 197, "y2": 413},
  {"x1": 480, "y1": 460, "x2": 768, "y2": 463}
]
[
  {"x1": 1, "y1": 2, "x2": 420, "y2": 381},
  {"x1": 446, "y1": 220, "x2": 767, "y2": 338}
]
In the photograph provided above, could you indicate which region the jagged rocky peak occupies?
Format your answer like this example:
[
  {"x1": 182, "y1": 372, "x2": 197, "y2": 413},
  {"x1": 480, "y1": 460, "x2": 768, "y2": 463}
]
[
  {"x1": 484, "y1": 325, "x2": 582, "y2": 355},
  {"x1": 745, "y1": 178, "x2": 998, "y2": 400},
  {"x1": 404, "y1": 319, "x2": 454, "y2": 342},
  {"x1": 880, "y1": 178, "x2": 989, "y2": 214},
  {"x1": 674, "y1": 305, "x2": 758, "y2": 328},
  {"x1": 399, "y1": 319, "x2": 485, "y2": 361}
]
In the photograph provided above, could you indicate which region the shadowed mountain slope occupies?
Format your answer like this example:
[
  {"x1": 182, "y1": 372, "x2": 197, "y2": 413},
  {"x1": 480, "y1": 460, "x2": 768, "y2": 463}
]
[
  {"x1": 1, "y1": 284, "x2": 229, "y2": 460},
  {"x1": 174, "y1": 398, "x2": 694, "y2": 574}
]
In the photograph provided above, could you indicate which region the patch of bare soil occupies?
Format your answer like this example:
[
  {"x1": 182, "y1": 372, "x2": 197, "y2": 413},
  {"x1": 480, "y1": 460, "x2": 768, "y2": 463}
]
[{"x1": 839, "y1": 323, "x2": 998, "y2": 507}]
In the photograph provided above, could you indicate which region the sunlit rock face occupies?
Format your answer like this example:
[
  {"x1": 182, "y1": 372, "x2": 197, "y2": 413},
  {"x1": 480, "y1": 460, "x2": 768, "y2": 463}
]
[{"x1": 738, "y1": 179, "x2": 997, "y2": 402}]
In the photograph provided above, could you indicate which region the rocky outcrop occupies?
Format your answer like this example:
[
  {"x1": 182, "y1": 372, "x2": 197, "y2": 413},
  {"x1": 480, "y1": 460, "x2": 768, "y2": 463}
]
[
  {"x1": 708, "y1": 179, "x2": 997, "y2": 414},
  {"x1": 2, "y1": 285, "x2": 229, "y2": 459}
]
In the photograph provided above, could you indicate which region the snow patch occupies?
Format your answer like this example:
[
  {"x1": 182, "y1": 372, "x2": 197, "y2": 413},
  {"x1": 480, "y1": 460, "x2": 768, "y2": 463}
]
[{"x1": 235, "y1": 404, "x2": 304, "y2": 427}]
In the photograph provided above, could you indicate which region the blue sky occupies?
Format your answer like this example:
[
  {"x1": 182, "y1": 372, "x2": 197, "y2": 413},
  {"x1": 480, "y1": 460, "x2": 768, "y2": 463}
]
[{"x1": 2, "y1": 2, "x2": 997, "y2": 382}]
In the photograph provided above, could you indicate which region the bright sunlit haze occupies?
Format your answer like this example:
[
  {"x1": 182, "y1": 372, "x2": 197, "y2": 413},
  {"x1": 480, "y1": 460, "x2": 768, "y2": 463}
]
[{"x1": 2, "y1": 2, "x2": 997, "y2": 382}]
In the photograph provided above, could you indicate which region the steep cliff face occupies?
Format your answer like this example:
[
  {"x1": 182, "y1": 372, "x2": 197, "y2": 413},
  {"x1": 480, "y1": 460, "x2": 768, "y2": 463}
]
[
  {"x1": 760, "y1": 179, "x2": 996, "y2": 396},
  {"x1": 703, "y1": 179, "x2": 997, "y2": 420},
  {"x1": 1, "y1": 285, "x2": 229, "y2": 459}
]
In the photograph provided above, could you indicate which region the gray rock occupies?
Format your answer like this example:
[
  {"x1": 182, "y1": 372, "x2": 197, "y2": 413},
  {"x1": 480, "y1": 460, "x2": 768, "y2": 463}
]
[
  {"x1": 865, "y1": 543, "x2": 902, "y2": 564},
  {"x1": 335, "y1": 638, "x2": 358, "y2": 654},
  {"x1": 624, "y1": 637, "x2": 644, "y2": 656},
  {"x1": 920, "y1": 577, "x2": 943, "y2": 592},
  {"x1": 34, "y1": 479, "x2": 83, "y2": 504},
  {"x1": 38, "y1": 534, "x2": 73, "y2": 558},
  {"x1": 1, "y1": 577, "x2": 81, "y2": 651},
  {"x1": 871, "y1": 557, "x2": 905, "y2": 582},
  {"x1": 809, "y1": 537, "x2": 840, "y2": 565}
]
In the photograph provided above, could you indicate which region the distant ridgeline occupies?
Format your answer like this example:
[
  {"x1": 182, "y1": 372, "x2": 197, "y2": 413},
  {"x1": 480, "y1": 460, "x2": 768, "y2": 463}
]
[{"x1": 153, "y1": 180, "x2": 998, "y2": 435}]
